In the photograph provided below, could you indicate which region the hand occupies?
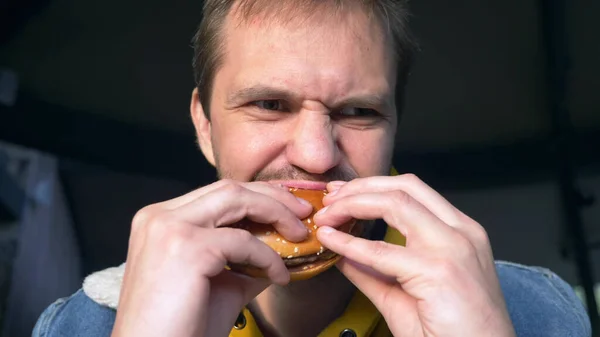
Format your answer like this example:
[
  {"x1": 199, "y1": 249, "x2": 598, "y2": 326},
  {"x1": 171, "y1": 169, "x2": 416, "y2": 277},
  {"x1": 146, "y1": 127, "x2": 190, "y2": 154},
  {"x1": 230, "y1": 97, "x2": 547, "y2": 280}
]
[
  {"x1": 111, "y1": 180, "x2": 311, "y2": 337},
  {"x1": 314, "y1": 175, "x2": 516, "y2": 337}
]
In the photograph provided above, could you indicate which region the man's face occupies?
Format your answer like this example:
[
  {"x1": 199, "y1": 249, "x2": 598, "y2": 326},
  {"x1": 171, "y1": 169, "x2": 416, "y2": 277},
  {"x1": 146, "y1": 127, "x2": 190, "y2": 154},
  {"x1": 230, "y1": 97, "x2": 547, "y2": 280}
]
[{"x1": 193, "y1": 5, "x2": 398, "y2": 183}]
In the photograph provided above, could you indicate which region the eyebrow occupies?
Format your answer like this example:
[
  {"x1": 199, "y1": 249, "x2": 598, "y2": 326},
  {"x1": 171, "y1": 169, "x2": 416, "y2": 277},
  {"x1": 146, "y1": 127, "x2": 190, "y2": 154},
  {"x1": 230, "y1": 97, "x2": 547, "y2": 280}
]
[
  {"x1": 226, "y1": 84, "x2": 391, "y2": 111},
  {"x1": 336, "y1": 94, "x2": 391, "y2": 111},
  {"x1": 226, "y1": 85, "x2": 298, "y2": 106}
]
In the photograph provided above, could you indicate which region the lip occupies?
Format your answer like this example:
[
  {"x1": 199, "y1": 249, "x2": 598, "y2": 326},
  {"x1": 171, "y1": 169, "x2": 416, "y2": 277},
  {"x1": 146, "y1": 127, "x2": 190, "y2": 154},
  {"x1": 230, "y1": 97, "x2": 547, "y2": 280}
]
[{"x1": 269, "y1": 180, "x2": 328, "y2": 190}]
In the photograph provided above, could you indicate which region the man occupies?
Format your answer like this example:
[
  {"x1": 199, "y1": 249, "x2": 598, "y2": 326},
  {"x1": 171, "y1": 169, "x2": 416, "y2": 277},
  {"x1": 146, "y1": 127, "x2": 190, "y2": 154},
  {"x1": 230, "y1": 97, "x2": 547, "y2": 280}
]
[{"x1": 33, "y1": 0, "x2": 591, "y2": 336}]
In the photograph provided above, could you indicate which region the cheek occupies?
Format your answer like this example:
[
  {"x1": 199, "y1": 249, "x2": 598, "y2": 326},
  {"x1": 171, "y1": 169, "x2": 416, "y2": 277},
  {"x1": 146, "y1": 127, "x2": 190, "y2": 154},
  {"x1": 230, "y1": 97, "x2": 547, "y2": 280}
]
[
  {"x1": 339, "y1": 130, "x2": 394, "y2": 176},
  {"x1": 215, "y1": 123, "x2": 287, "y2": 179}
]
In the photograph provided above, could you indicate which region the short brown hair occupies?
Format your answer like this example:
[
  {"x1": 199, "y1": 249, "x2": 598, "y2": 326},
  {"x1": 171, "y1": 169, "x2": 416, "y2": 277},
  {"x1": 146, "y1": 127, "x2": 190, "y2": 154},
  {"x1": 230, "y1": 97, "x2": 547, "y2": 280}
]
[{"x1": 192, "y1": 0, "x2": 416, "y2": 119}]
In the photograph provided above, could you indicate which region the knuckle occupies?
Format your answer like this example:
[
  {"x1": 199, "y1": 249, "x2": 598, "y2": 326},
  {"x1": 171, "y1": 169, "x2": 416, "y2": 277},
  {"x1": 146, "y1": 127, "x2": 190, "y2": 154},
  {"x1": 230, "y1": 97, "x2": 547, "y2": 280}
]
[
  {"x1": 399, "y1": 173, "x2": 421, "y2": 185},
  {"x1": 389, "y1": 190, "x2": 413, "y2": 208},
  {"x1": 369, "y1": 240, "x2": 389, "y2": 258},
  {"x1": 162, "y1": 226, "x2": 208, "y2": 261},
  {"x1": 219, "y1": 178, "x2": 237, "y2": 187},
  {"x1": 470, "y1": 224, "x2": 491, "y2": 246},
  {"x1": 224, "y1": 227, "x2": 255, "y2": 244},
  {"x1": 163, "y1": 227, "x2": 191, "y2": 256},
  {"x1": 144, "y1": 211, "x2": 175, "y2": 237},
  {"x1": 452, "y1": 233, "x2": 477, "y2": 258},
  {"x1": 150, "y1": 210, "x2": 174, "y2": 227},
  {"x1": 219, "y1": 180, "x2": 243, "y2": 194},
  {"x1": 132, "y1": 205, "x2": 155, "y2": 227},
  {"x1": 364, "y1": 241, "x2": 390, "y2": 271},
  {"x1": 212, "y1": 179, "x2": 233, "y2": 188}
]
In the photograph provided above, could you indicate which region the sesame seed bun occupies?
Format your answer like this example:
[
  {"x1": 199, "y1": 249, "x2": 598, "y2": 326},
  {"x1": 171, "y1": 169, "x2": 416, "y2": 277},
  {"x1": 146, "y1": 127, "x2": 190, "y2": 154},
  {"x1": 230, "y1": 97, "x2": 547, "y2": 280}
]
[{"x1": 229, "y1": 187, "x2": 358, "y2": 282}]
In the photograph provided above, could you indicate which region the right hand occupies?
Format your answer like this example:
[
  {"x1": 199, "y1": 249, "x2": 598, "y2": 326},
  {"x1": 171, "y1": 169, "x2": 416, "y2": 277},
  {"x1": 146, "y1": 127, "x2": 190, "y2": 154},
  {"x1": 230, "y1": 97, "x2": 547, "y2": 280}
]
[{"x1": 111, "y1": 180, "x2": 312, "y2": 337}]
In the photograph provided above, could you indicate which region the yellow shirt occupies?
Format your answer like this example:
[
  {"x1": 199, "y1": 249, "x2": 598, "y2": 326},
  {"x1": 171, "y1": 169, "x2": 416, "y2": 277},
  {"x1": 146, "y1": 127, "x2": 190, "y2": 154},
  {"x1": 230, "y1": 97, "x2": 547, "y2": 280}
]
[{"x1": 229, "y1": 226, "x2": 407, "y2": 337}]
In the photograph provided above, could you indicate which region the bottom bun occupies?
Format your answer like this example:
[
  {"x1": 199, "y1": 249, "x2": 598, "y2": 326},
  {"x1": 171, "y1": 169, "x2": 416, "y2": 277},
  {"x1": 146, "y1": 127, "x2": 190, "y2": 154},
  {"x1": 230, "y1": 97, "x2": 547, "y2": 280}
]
[{"x1": 230, "y1": 253, "x2": 343, "y2": 282}]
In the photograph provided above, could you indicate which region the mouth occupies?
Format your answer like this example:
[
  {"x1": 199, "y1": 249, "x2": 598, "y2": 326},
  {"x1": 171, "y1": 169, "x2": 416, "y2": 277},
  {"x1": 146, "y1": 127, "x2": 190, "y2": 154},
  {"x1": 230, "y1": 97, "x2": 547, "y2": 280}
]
[
  {"x1": 283, "y1": 249, "x2": 337, "y2": 267},
  {"x1": 269, "y1": 180, "x2": 328, "y2": 190},
  {"x1": 285, "y1": 220, "x2": 363, "y2": 267}
]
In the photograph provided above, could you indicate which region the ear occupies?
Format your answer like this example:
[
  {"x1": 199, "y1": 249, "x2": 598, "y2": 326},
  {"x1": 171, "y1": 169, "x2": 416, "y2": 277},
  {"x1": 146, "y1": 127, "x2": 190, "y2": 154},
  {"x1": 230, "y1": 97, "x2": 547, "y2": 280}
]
[{"x1": 190, "y1": 88, "x2": 216, "y2": 166}]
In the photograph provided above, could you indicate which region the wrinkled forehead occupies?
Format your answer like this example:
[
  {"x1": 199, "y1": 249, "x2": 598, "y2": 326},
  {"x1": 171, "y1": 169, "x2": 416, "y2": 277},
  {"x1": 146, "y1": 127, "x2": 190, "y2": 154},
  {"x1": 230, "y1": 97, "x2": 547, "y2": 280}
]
[
  {"x1": 217, "y1": 1, "x2": 397, "y2": 97},
  {"x1": 226, "y1": 0, "x2": 393, "y2": 52}
]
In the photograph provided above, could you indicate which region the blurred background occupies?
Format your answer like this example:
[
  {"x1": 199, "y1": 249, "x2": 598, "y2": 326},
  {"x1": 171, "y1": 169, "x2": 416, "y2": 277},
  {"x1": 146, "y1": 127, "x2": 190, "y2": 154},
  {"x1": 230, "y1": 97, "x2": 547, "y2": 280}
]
[{"x1": 0, "y1": 0, "x2": 599, "y2": 336}]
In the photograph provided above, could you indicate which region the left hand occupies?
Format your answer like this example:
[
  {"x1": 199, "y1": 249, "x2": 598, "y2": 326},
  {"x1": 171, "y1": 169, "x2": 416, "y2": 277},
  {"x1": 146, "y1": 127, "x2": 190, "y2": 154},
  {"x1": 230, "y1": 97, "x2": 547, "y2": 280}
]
[{"x1": 313, "y1": 174, "x2": 516, "y2": 337}]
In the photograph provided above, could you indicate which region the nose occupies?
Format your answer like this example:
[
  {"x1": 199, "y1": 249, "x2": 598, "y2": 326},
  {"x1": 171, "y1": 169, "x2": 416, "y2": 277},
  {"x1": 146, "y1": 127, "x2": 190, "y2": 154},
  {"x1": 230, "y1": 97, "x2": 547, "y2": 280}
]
[{"x1": 286, "y1": 111, "x2": 341, "y2": 175}]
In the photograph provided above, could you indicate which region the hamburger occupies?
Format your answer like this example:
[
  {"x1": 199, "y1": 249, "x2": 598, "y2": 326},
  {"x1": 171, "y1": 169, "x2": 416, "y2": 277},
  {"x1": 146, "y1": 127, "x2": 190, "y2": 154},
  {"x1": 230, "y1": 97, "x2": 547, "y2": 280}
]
[{"x1": 229, "y1": 187, "x2": 359, "y2": 281}]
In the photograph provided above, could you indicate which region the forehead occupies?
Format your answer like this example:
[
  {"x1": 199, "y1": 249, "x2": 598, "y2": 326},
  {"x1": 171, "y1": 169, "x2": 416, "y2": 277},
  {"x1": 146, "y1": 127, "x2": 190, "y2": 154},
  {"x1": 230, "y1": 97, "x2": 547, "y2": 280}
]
[{"x1": 214, "y1": 4, "x2": 396, "y2": 105}]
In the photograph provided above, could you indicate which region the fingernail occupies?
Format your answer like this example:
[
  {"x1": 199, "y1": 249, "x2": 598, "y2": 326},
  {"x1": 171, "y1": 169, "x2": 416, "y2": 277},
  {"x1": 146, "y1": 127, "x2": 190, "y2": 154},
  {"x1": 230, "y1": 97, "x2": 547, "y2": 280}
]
[
  {"x1": 296, "y1": 197, "x2": 312, "y2": 208},
  {"x1": 315, "y1": 206, "x2": 328, "y2": 216},
  {"x1": 297, "y1": 219, "x2": 309, "y2": 231},
  {"x1": 327, "y1": 189, "x2": 338, "y2": 197},
  {"x1": 329, "y1": 181, "x2": 345, "y2": 190},
  {"x1": 319, "y1": 226, "x2": 335, "y2": 235}
]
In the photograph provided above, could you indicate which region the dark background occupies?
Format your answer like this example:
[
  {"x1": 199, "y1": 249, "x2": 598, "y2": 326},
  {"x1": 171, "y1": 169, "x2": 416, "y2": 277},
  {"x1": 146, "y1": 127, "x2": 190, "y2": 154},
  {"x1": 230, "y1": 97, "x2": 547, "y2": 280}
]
[{"x1": 0, "y1": 0, "x2": 599, "y2": 336}]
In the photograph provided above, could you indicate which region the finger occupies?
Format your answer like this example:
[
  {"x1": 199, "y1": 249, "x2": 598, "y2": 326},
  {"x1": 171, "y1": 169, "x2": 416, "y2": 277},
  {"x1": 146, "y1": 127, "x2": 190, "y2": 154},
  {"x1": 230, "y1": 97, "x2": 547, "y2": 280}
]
[
  {"x1": 315, "y1": 191, "x2": 458, "y2": 245},
  {"x1": 322, "y1": 189, "x2": 494, "y2": 270},
  {"x1": 325, "y1": 176, "x2": 492, "y2": 262},
  {"x1": 162, "y1": 181, "x2": 312, "y2": 221},
  {"x1": 336, "y1": 257, "x2": 416, "y2": 312},
  {"x1": 161, "y1": 180, "x2": 290, "y2": 210},
  {"x1": 158, "y1": 180, "x2": 241, "y2": 210},
  {"x1": 337, "y1": 257, "x2": 396, "y2": 285},
  {"x1": 173, "y1": 184, "x2": 309, "y2": 242},
  {"x1": 205, "y1": 228, "x2": 290, "y2": 285},
  {"x1": 211, "y1": 271, "x2": 271, "y2": 305},
  {"x1": 317, "y1": 226, "x2": 420, "y2": 283},
  {"x1": 243, "y1": 182, "x2": 314, "y2": 219},
  {"x1": 325, "y1": 175, "x2": 464, "y2": 229}
]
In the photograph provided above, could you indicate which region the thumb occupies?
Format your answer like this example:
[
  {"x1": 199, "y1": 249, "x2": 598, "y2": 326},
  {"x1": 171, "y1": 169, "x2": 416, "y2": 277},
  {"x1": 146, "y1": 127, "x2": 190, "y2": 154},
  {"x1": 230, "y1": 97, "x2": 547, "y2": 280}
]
[
  {"x1": 337, "y1": 257, "x2": 396, "y2": 303},
  {"x1": 205, "y1": 272, "x2": 271, "y2": 336},
  {"x1": 216, "y1": 272, "x2": 271, "y2": 305},
  {"x1": 337, "y1": 258, "x2": 417, "y2": 329}
]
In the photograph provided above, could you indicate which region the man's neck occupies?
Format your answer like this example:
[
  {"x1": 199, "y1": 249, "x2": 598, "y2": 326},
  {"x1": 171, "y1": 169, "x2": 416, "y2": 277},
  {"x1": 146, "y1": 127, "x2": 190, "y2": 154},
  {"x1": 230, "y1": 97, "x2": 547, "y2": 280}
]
[
  {"x1": 246, "y1": 220, "x2": 386, "y2": 337},
  {"x1": 247, "y1": 268, "x2": 356, "y2": 337}
]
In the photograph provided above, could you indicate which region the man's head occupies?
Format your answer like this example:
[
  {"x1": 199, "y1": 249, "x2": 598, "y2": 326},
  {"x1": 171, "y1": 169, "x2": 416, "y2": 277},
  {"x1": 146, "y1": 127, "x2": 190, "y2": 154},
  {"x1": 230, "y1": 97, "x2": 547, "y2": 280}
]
[{"x1": 190, "y1": 0, "x2": 415, "y2": 183}]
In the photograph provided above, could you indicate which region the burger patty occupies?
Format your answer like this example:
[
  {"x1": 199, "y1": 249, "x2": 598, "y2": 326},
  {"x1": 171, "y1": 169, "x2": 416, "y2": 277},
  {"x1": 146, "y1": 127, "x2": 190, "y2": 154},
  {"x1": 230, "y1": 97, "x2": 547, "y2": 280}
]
[{"x1": 283, "y1": 249, "x2": 337, "y2": 267}]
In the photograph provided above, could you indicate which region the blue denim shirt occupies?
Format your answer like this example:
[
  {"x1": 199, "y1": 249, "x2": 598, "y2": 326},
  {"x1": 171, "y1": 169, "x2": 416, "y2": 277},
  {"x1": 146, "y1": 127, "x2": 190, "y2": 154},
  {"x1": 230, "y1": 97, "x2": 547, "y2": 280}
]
[{"x1": 32, "y1": 261, "x2": 592, "y2": 337}]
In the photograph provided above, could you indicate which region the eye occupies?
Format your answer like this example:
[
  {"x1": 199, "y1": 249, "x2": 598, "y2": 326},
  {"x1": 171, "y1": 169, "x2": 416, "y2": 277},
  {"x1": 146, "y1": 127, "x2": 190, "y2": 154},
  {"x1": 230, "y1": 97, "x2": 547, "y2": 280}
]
[
  {"x1": 335, "y1": 107, "x2": 380, "y2": 118},
  {"x1": 252, "y1": 100, "x2": 286, "y2": 111}
]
